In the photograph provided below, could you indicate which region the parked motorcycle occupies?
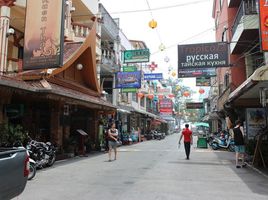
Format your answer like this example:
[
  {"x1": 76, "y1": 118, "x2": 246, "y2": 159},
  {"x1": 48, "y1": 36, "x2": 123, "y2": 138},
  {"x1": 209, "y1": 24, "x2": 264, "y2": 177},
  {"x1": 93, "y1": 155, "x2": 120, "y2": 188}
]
[
  {"x1": 211, "y1": 134, "x2": 235, "y2": 152},
  {"x1": 28, "y1": 156, "x2": 36, "y2": 180},
  {"x1": 27, "y1": 139, "x2": 57, "y2": 169}
]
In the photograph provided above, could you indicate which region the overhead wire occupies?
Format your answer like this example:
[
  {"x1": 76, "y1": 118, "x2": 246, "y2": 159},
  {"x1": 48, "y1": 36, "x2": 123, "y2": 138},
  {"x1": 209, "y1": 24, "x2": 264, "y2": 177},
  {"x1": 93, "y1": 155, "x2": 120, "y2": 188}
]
[{"x1": 105, "y1": 0, "x2": 211, "y2": 15}]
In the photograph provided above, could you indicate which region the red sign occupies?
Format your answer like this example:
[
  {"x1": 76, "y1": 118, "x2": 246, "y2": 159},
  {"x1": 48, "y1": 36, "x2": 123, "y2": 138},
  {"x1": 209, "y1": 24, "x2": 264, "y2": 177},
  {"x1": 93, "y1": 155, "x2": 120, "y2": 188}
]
[
  {"x1": 159, "y1": 99, "x2": 173, "y2": 114},
  {"x1": 259, "y1": 0, "x2": 268, "y2": 51}
]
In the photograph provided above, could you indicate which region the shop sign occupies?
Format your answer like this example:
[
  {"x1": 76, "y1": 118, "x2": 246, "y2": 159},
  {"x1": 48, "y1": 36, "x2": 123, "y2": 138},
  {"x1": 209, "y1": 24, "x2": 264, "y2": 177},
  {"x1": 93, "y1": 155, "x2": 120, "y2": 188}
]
[
  {"x1": 196, "y1": 77, "x2": 211, "y2": 86},
  {"x1": 123, "y1": 49, "x2": 150, "y2": 63},
  {"x1": 115, "y1": 71, "x2": 141, "y2": 88},
  {"x1": 178, "y1": 67, "x2": 216, "y2": 78},
  {"x1": 259, "y1": 0, "x2": 268, "y2": 51},
  {"x1": 122, "y1": 88, "x2": 138, "y2": 93},
  {"x1": 123, "y1": 66, "x2": 137, "y2": 72},
  {"x1": 144, "y1": 73, "x2": 163, "y2": 80},
  {"x1": 186, "y1": 102, "x2": 204, "y2": 109},
  {"x1": 23, "y1": 0, "x2": 65, "y2": 70},
  {"x1": 178, "y1": 42, "x2": 229, "y2": 69},
  {"x1": 246, "y1": 108, "x2": 266, "y2": 139}
]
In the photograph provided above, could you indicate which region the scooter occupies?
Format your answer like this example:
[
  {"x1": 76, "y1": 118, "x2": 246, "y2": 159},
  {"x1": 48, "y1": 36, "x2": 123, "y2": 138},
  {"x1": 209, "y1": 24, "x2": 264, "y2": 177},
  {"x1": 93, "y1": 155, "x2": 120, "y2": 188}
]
[{"x1": 211, "y1": 135, "x2": 235, "y2": 152}]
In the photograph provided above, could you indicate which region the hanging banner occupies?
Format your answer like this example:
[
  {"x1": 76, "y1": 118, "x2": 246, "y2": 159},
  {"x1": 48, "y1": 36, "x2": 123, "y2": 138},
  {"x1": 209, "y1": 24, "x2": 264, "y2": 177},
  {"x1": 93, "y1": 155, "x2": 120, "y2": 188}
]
[
  {"x1": 178, "y1": 42, "x2": 229, "y2": 69},
  {"x1": 259, "y1": 0, "x2": 268, "y2": 51},
  {"x1": 115, "y1": 71, "x2": 141, "y2": 88},
  {"x1": 23, "y1": 0, "x2": 65, "y2": 70}
]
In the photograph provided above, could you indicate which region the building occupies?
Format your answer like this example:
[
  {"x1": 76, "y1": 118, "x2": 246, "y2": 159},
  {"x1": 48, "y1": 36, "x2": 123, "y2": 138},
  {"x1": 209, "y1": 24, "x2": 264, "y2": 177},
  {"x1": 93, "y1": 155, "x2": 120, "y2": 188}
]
[{"x1": 212, "y1": 0, "x2": 268, "y2": 166}]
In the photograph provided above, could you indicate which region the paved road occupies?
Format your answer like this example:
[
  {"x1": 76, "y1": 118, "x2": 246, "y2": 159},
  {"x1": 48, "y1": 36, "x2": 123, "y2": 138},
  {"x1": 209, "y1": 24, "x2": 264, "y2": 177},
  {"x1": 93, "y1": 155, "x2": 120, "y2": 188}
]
[{"x1": 17, "y1": 134, "x2": 268, "y2": 200}]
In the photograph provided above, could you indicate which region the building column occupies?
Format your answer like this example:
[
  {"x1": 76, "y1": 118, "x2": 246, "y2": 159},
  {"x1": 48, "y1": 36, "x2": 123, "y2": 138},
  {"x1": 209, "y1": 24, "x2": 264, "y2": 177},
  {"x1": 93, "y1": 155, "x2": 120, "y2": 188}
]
[{"x1": 0, "y1": 0, "x2": 15, "y2": 74}]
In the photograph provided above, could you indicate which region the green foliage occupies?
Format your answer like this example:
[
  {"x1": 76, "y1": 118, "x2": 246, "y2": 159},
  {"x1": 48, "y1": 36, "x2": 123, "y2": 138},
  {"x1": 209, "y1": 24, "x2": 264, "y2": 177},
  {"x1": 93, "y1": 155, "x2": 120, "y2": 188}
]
[{"x1": 0, "y1": 123, "x2": 28, "y2": 146}]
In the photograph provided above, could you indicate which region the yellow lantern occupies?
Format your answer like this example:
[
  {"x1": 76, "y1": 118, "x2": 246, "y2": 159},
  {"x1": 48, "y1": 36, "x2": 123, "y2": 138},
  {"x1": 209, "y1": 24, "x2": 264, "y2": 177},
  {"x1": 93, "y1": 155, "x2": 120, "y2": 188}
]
[
  {"x1": 172, "y1": 71, "x2": 176, "y2": 77},
  {"x1": 149, "y1": 19, "x2": 157, "y2": 29}
]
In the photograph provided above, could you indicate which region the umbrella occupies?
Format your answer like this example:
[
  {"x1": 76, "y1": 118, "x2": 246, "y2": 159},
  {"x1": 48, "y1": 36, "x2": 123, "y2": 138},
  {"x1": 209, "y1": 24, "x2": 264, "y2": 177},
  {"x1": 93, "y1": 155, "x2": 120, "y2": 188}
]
[{"x1": 194, "y1": 122, "x2": 209, "y2": 128}]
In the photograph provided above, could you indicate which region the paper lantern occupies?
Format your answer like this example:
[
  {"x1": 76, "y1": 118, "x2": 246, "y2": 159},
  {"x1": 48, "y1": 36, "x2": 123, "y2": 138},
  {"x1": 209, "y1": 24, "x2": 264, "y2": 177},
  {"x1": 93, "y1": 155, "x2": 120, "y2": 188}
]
[
  {"x1": 158, "y1": 94, "x2": 164, "y2": 100},
  {"x1": 199, "y1": 88, "x2": 205, "y2": 94},
  {"x1": 147, "y1": 94, "x2": 154, "y2": 99},
  {"x1": 171, "y1": 71, "x2": 176, "y2": 77},
  {"x1": 183, "y1": 91, "x2": 190, "y2": 97},
  {"x1": 138, "y1": 93, "x2": 144, "y2": 98},
  {"x1": 149, "y1": 19, "x2": 157, "y2": 29}
]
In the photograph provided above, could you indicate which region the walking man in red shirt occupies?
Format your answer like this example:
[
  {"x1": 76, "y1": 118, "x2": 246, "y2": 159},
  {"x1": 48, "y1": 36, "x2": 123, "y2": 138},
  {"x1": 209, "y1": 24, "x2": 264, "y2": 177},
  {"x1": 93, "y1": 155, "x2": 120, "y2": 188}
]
[{"x1": 179, "y1": 124, "x2": 193, "y2": 160}]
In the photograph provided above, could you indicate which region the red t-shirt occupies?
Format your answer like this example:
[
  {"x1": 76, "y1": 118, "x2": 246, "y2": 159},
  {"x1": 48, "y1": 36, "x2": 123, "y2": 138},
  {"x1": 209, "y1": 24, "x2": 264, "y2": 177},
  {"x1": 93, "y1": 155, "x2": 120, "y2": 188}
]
[{"x1": 182, "y1": 128, "x2": 192, "y2": 142}]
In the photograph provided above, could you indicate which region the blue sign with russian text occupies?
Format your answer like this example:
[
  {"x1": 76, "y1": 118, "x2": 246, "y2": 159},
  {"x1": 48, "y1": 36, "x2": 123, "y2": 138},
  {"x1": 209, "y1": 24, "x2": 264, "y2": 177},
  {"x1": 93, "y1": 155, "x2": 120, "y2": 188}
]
[{"x1": 144, "y1": 73, "x2": 163, "y2": 80}]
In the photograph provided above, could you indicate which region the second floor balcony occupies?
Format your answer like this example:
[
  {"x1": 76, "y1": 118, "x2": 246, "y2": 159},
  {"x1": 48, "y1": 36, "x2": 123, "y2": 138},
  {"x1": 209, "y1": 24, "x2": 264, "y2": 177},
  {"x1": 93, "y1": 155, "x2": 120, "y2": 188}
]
[{"x1": 230, "y1": 0, "x2": 259, "y2": 54}]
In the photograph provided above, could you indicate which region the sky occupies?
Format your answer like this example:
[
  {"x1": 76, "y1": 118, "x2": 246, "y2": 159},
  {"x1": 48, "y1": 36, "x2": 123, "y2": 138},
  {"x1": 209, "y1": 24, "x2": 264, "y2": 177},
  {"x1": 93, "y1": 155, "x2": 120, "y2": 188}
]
[{"x1": 99, "y1": 0, "x2": 215, "y2": 99}]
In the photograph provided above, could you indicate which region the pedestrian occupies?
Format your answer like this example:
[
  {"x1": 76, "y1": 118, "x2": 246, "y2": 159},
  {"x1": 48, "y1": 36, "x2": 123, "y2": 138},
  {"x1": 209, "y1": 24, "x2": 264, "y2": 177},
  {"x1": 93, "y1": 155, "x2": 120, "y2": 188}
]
[
  {"x1": 178, "y1": 124, "x2": 193, "y2": 160},
  {"x1": 107, "y1": 123, "x2": 119, "y2": 162},
  {"x1": 233, "y1": 120, "x2": 246, "y2": 168}
]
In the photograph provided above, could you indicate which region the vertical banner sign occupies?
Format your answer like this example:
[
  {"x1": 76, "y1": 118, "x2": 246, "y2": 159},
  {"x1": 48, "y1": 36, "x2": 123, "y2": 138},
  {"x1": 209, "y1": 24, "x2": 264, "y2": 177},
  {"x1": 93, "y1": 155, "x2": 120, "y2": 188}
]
[
  {"x1": 259, "y1": 0, "x2": 268, "y2": 51},
  {"x1": 23, "y1": 0, "x2": 65, "y2": 70}
]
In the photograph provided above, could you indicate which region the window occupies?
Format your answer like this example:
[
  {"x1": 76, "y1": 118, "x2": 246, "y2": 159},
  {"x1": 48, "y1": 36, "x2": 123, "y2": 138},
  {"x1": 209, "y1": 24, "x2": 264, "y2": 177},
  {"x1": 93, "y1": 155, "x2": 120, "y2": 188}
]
[{"x1": 219, "y1": 0, "x2": 223, "y2": 10}]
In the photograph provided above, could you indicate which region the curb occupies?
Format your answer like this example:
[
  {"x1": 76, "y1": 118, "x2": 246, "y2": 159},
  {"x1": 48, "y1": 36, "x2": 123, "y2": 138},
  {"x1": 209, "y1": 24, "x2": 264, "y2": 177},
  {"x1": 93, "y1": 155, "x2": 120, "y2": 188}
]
[{"x1": 246, "y1": 162, "x2": 268, "y2": 179}]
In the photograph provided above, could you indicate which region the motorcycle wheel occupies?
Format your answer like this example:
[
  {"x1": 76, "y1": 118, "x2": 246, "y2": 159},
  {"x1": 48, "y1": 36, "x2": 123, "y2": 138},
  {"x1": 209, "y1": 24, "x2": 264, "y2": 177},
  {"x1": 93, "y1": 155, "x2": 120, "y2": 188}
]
[
  {"x1": 211, "y1": 142, "x2": 219, "y2": 150},
  {"x1": 229, "y1": 144, "x2": 235, "y2": 152},
  {"x1": 47, "y1": 154, "x2": 56, "y2": 167},
  {"x1": 28, "y1": 163, "x2": 36, "y2": 180}
]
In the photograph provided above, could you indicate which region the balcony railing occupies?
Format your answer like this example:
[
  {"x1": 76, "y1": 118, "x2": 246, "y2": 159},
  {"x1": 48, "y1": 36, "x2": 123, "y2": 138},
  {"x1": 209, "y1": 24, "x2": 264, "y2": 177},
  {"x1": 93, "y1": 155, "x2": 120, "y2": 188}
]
[
  {"x1": 101, "y1": 47, "x2": 116, "y2": 65},
  {"x1": 71, "y1": 22, "x2": 91, "y2": 38},
  {"x1": 232, "y1": 0, "x2": 258, "y2": 36}
]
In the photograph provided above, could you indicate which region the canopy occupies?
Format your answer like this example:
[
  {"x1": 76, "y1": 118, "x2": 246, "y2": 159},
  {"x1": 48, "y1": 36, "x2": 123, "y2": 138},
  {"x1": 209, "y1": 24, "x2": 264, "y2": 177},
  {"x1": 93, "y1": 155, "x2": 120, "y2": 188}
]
[{"x1": 194, "y1": 122, "x2": 209, "y2": 128}]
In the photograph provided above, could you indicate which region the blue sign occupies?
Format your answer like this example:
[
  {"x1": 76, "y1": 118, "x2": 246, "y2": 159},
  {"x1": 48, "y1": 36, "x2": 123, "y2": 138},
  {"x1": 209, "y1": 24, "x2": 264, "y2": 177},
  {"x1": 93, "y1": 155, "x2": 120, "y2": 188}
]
[
  {"x1": 144, "y1": 73, "x2": 163, "y2": 80},
  {"x1": 115, "y1": 71, "x2": 141, "y2": 88}
]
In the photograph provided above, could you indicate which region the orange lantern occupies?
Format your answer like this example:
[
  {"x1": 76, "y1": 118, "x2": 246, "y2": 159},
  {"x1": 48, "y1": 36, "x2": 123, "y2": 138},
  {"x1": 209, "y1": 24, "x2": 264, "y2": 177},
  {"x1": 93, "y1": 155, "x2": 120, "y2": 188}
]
[
  {"x1": 199, "y1": 88, "x2": 205, "y2": 94},
  {"x1": 158, "y1": 94, "x2": 164, "y2": 100},
  {"x1": 138, "y1": 92, "x2": 144, "y2": 98},
  {"x1": 149, "y1": 19, "x2": 157, "y2": 29},
  {"x1": 147, "y1": 94, "x2": 154, "y2": 99},
  {"x1": 183, "y1": 91, "x2": 190, "y2": 97}
]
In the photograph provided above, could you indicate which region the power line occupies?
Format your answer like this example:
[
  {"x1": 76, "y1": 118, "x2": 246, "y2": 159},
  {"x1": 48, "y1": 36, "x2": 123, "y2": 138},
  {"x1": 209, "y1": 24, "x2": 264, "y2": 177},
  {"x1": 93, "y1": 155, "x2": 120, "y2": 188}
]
[{"x1": 108, "y1": 0, "x2": 210, "y2": 15}]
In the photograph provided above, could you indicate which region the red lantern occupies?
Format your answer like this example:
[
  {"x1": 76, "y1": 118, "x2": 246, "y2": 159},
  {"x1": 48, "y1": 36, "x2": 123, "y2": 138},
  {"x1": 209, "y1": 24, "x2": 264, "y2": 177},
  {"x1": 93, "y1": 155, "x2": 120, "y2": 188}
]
[
  {"x1": 168, "y1": 94, "x2": 175, "y2": 98},
  {"x1": 158, "y1": 94, "x2": 164, "y2": 100},
  {"x1": 147, "y1": 94, "x2": 154, "y2": 99},
  {"x1": 199, "y1": 88, "x2": 205, "y2": 94},
  {"x1": 183, "y1": 91, "x2": 190, "y2": 97},
  {"x1": 138, "y1": 92, "x2": 144, "y2": 98}
]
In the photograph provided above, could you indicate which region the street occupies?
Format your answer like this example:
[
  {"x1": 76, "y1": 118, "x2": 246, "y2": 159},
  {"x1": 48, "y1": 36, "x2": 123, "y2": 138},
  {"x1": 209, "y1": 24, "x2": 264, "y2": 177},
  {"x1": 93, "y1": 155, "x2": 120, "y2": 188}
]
[{"x1": 17, "y1": 134, "x2": 268, "y2": 200}]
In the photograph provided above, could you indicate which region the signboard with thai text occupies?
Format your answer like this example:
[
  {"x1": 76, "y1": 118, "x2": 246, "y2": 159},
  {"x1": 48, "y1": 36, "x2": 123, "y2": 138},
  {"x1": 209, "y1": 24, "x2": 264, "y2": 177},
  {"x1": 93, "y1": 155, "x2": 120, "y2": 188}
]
[
  {"x1": 123, "y1": 49, "x2": 150, "y2": 63},
  {"x1": 23, "y1": 0, "x2": 65, "y2": 70},
  {"x1": 178, "y1": 42, "x2": 229, "y2": 69},
  {"x1": 144, "y1": 73, "x2": 163, "y2": 80},
  {"x1": 259, "y1": 0, "x2": 268, "y2": 51}
]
